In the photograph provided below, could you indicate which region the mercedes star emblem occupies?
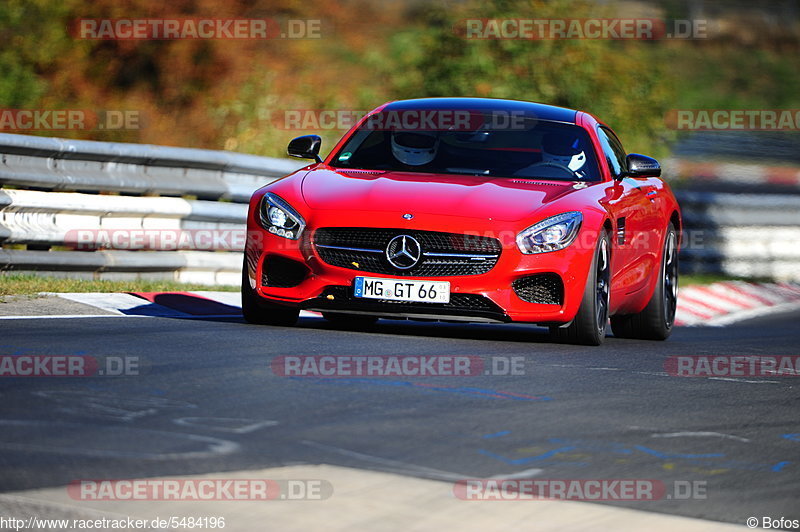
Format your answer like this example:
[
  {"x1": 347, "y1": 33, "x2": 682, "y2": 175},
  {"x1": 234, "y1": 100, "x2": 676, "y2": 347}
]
[{"x1": 386, "y1": 235, "x2": 422, "y2": 270}]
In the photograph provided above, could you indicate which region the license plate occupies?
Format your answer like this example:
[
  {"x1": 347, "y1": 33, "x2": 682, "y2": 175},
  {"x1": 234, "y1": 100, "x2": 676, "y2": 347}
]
[{"x1": 354, "y1": 277, "x2": 450, "y2": 304}]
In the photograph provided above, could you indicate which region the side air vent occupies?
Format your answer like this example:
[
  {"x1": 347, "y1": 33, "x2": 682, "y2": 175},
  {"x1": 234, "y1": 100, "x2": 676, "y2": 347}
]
[
  {"x1": 512, "y1": 274, "x2": 564, "y2": 305},
  {"x1": 616, "y1": 217, "x2": 626, "y2": 245}
]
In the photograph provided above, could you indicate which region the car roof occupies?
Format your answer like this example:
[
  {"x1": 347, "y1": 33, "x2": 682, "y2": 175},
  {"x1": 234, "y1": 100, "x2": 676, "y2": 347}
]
[{"x1": 381, "y1": 97, "x2": 578, "y2": 124}]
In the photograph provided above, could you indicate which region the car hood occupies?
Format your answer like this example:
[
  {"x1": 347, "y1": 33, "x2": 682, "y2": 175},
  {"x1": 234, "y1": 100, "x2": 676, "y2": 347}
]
[{"x1": 300, "y1": 168, "x2": 578, "y2": 222}]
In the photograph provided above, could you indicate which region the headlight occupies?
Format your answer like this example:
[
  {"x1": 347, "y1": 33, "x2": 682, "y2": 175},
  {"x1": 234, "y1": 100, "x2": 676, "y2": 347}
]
[
  {"x1": 258, "y1": 193, "x2": 305, "y2": 240},
  {"x1": 516, "y1": 211, "x2": 582, "y2": 254}
]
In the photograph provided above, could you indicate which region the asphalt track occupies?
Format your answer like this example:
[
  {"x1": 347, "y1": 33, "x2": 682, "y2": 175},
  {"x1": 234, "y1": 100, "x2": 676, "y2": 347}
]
[{"x1": 1, "y1": 308, "x2": 799, "y2": 528}]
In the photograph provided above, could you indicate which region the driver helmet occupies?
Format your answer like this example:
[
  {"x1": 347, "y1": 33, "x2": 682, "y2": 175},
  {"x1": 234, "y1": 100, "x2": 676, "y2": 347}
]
[
  {"x1": 542, "y1": 132, "x2": 587, "y2": 173},
  {"x1": 391, "y1": 130, "x2": 439, "y2": 166}
]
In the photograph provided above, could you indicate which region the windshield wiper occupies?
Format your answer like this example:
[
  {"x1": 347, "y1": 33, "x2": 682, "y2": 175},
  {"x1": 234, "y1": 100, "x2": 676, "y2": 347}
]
[
  {"x1": 445, "y1": 168, "x2": 491, "y2": 176},
  {"x1": 521, "y1": 175, "x2": 576, "y2": 181}
]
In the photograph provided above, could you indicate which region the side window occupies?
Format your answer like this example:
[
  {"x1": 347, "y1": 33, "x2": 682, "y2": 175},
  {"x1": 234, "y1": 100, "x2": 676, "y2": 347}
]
[{"x1": 596, "y1": 127, "x2": 627, "y2": 178}]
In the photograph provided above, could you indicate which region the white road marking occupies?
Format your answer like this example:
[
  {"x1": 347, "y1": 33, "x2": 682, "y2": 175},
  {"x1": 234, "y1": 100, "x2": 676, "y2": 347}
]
[
  {"x1": 487, "y1": 468, "x2": 544, "y2": 480},
  {"x1": 632, "y1": 371, "x2": 670, "y2": 377},
  {"x1": 708, "y1": 377, "x2": 781, "y2": 384},
  {"x1": 301, "y1": 440, "x2": 468, "y2": 482},
  {"x1": 301, "y1": 441, "x2": 546, "y2": 483},
  {"x1": 173, "y1": 417, "x2": 279, "y2": 434},
  {"x1": 33, "y1": 390, "x2": 196, "y2": 422},
  {"x1": 0, "y1": 419, "x2": 238, "y2": 460},
  {"x1": 651, "y1": 431, "x2": 750, "y2": 443}
]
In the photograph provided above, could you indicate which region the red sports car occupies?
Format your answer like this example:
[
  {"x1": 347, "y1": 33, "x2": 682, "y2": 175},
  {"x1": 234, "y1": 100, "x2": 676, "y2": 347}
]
[{"x1": 242, "y1": 98, "x2": 681, "y2": 345}]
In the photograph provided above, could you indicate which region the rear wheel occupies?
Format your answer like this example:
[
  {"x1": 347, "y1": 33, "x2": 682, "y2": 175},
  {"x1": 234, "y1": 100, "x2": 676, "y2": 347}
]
[
  {"x1": 610, "y1": 223, "x2": 678, "y2": 340},
  {"x1": 241, "y1": 258, "x2": 299, "y2": 326},
  {"x1": 550, "y1": 230, "x2": 610, "y2": 346}
]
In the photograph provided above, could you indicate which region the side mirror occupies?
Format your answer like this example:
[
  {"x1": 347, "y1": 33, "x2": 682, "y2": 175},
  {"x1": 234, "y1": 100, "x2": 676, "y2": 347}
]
[
  {"x1": 622, "y1": 153, "x2": 661, "y2": 178},
  {"x1": 287, "y1": 135, "x2": 322, "y2": 163}
]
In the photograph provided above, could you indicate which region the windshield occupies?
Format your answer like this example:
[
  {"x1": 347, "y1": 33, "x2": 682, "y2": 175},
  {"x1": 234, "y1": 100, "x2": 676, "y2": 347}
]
[{"x1": 330, "y1": 114, "x2": 601, "y2": 181}]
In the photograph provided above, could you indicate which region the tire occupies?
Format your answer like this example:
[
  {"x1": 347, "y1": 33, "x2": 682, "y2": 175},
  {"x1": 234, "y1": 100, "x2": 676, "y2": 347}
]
[
  {"x1": 550, "y1": 230, "x2": 610, "y2": 346},
  {"x1": 610, "y1": 223, "x2": 678, "y2": 341},
  {"x1": 241, "y1": 257, "x2": 299, "y2": 326},
  {"x1": 322, "y1": 312, "x2": 378, "y2": 329}
]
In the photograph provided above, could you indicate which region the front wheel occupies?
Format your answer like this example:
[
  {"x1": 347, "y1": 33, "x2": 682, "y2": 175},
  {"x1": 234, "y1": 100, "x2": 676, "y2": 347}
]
[
  {"x1": 610, "y1": 223, "x2": 678, "y2": 340},
  {"x1": 550, "y1": 230, "x2": 610, "y2": 346},
  {"x1": 241, "y1": 258, "x2": 299, "y2": 326}
]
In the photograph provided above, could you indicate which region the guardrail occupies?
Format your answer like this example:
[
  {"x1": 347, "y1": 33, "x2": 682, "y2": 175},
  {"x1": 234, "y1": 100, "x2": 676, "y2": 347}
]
[
  {"x1": 1, "y1": 133, "x2": 798, "y2": 284},
  {"x1": 0, "y1": 132, "x2": 304, "y2": 201},
  {"x1": 663, "y1": 157, "x2": 800, "y2": 189},
  {"x1": 676, "y1": 190, "x2": 800, "y2": 281},
  {"x1": 0, "y1": 133, "x2": 304, "y2": 284}
]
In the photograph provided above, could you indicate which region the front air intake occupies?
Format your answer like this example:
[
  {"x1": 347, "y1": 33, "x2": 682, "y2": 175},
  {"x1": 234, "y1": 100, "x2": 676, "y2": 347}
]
[
  {"x1": 261, "y1": 256, "x2": 309, "y2": 288},
  {"x1": 512, "y1": 273, "x2": 564, "y2": 305}
]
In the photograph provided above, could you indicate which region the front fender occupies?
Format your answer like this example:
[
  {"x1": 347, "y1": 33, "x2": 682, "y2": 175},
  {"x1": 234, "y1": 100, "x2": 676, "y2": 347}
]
[{"x1": 554, "y1": 207, "x2": 610, "y2": 323}]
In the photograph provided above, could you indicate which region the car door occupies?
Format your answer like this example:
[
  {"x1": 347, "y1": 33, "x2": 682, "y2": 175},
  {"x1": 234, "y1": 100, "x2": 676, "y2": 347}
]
[{"x1": 596, "y1": 126, "x2": 656, "y2": 302}]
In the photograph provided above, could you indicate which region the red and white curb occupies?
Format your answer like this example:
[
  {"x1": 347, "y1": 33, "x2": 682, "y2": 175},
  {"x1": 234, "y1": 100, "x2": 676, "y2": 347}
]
[
  {"x1": 1, "y1": 283, "x2": 799, "y2": 326},
  {"x1": 48, "y1": 291, "x2": 323, "y2": 320},
  {"x1": 675, "y1": 281, "x2": 800, "y2": 326}
]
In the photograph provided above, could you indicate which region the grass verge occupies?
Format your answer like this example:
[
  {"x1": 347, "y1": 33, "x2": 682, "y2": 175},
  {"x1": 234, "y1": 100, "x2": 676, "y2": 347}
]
[
  {"x1": 0, "y1": 274, "x2": 237, "y2": 301},
  {"x1": 679, "y1": 273, "x2": 774, "y2": 286}
]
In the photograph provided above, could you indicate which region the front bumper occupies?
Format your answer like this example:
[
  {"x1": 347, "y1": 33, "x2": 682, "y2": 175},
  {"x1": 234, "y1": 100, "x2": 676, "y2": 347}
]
[{"x1": 245, "y1": 211, "x2": 596, "y2": 325}]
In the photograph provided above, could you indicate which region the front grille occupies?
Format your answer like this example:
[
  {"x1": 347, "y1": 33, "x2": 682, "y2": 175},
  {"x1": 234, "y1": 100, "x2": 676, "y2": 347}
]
[
  {"x1": 261, "y1": 255, "x2": 309, "y2": 288},
  {"x1": 513, "y1": 274, "x2": 564, "y2": 305},
  {"x1": 304, "y1": 286, "x2": 508, "y2": 321},
  {"x1": 314, "y1": 228, "x2": 501, "y2": 277}
]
